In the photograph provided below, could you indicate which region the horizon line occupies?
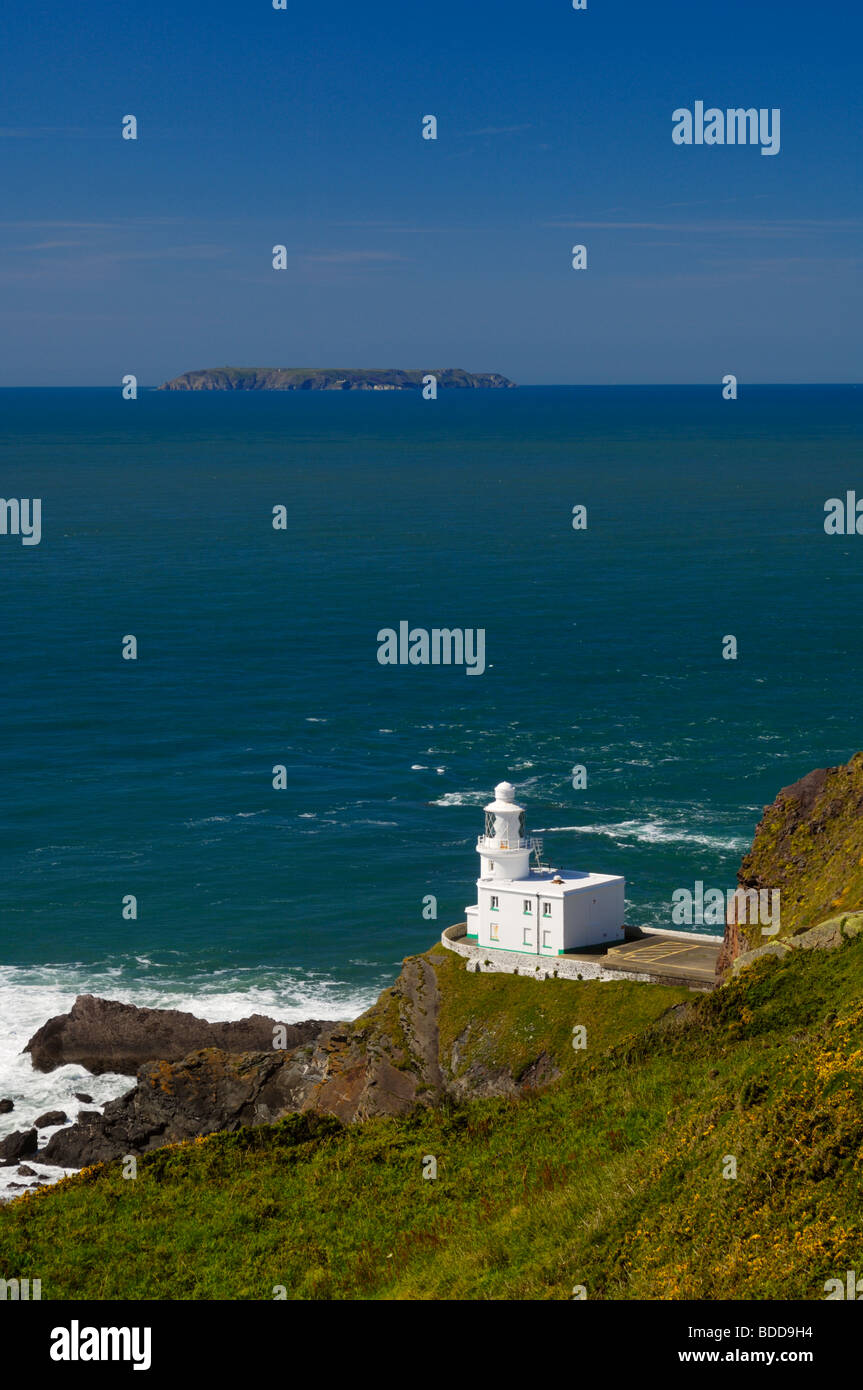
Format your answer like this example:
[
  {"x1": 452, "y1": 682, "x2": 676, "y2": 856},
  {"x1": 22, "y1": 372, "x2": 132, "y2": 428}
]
[{"x1": 1, "y1": 381, "x2": 861, "y2": 391}]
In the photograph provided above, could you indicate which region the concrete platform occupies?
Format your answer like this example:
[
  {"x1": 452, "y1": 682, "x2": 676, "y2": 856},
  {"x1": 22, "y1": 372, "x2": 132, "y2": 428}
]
[
  {"x1": 578, "y1": 931, "x2": 721, "y2": 988},
  {"x1": 441, "y1": 923, "x2": 723, "y2": 990}
]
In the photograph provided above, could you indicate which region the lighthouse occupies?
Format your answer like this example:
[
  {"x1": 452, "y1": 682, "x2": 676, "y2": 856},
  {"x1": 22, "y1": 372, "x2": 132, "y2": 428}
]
[{"x1": 464, "y1": 780, "x2": 626, "y2": 957}]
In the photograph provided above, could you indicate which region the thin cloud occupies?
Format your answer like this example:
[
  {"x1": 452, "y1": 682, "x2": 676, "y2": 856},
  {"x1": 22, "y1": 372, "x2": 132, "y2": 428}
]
[
  {"x1": 542, "y1": 218, "x2": 863, "y2": 236},
  {"x1": 302, "y1": 250, "x2": 408, "y2": 264},
  {"x1": 0, "y1": 126, "x2": 87, "y2": 137},
  {"x1": 328, "y1": 220, "x2": 463, "y2": 233},
  {"x1": 14, "y1": 240, "x2": 88, "y2": 251},
  {"x1": 466, "y1": 123, "x2": 534, "y2": 136},
  {"x1": 0, "y1": 126, "x2": 115, "y2": 139},
  {"x1": 0, "y1": 218, "x2": 190, "y2": 230},
  {"x1": 102, "y1": 245, "x2": 230, "y2": 262}
]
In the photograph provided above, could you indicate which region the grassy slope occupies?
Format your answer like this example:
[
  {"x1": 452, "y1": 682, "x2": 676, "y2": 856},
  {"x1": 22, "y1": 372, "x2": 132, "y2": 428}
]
[
  {"x1": 430, "y1": 943, "x2": 688, "y2": 1082},
  {"x1": 2, "y1": 938, "x2": 861, "y2": 1301}
]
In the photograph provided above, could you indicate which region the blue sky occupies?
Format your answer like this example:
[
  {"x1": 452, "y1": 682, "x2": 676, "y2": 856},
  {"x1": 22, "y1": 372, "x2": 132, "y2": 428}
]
[{"x1": 1, "y1": 0, "x2": 860, "y2": 384}]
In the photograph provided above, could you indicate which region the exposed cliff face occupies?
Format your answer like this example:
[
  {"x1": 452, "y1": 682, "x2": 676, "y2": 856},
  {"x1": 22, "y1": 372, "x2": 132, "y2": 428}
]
[
  {"x1": 158, "y1": 367, "x2": 515, "y2": 391},
  {"x1": 717, "y1": 752, "x2": 863, "y2": 976},
  {"x1": 41, "y1": 957, "x2": 453, "y2": 1164},
  {"x1": 37, "y1": 947, "x2": 685, "y2": 1167}
]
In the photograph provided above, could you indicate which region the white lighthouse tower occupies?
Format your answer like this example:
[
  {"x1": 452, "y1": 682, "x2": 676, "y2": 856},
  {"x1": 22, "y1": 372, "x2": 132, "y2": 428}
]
[{"x1": 464, "y1": 779, "x2": 626, "y2": 958}]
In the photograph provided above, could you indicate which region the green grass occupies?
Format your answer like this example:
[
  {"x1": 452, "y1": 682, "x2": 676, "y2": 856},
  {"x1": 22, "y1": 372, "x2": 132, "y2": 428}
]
[
  {"x1": 2, "y1": 938, "x2": 862, "y2": 1300},
  {"x1": 430, "y1": 942, "x2": 688, "y2": 1083}
]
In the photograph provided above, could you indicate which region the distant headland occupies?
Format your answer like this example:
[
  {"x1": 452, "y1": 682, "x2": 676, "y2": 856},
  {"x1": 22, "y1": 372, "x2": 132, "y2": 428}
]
[{"x1": 158, "y1": 366, "x2": 516, "y2": 391}]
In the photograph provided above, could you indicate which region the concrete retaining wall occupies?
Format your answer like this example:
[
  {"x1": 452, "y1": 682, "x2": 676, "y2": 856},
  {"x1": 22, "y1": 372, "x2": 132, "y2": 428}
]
[{"x1": 440, "y1": 922, "x2": 652, "y2": 984}]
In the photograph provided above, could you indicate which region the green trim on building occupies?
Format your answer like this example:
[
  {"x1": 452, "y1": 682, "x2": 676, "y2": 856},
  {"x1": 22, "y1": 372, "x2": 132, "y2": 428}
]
[{"x1": 470, "y1": 942, "x2": 557, "y2": 957}]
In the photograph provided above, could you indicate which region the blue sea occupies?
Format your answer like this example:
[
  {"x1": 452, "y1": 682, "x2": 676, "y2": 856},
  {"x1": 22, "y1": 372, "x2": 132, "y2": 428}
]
[{"x1": 1, "y1": 384, "x2": 861, "y2": 1181}]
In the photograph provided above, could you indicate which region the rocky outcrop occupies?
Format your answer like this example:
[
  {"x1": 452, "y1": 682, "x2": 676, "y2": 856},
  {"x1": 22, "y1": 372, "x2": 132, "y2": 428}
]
[
  {"x1": 0, "y1": 1129, "x2": 37, "y2": 1165},
  {"x1": 159, "y1": 367, "x2": 516, "y2": 392},
  {"x1": 306, "y1": 955, "x2": 446, "y2": 1124},
  {"x1": 34, "y1": 1110, "x2": 68, "y2": 1128},
  {"x1": 730, "y1": 910, "x2": 863, "y2": 977},
  {"x1": 24, "y1": 994, "x2": 328, "y2": 1075},
  {"x1": 717, "y1": 753, "x2": 863, "y2": 976},
  {"x1": 40, "y1": 1043, "x2": 334, "y2": 1166},
  {"x1": 37, "y1": 951, "x2": 562, "y2": 1168}
]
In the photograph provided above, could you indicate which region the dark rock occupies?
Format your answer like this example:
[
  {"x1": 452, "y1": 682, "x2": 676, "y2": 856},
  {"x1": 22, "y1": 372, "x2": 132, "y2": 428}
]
[
  {"x1": 38, "y1": 952, "x2": 567, "y2": 1170},
  {"x1": 41, "y1": 1046, "x2": 332, "y2": 1166},
  {"x1": 76, "y1": 1110, "x2": 101, "y2": 1122},
  {"x1": 0, "y1": 1129, "x2": 38, "y2": 1164},
  {"x1": 34, "y1": 1110, "x2": 68, "y2": 1128},
  {"x1": 25, "y1": 994, "x2": 329, "y2": 1075},
  {"x1": 16, "y1": 1165, "x2": 37, "y2": 1176},
  {"x1": 0, "y1": 1099, "x2": 13, "y2": 1114},
  {"x1": 73, "y1": 1092, "x2": 93, "y2": 1103}
]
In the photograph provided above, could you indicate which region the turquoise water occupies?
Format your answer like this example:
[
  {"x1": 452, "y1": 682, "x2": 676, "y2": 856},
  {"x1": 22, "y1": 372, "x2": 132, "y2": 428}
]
[{"x1": 1, "y1": 385, "x2": 861, "y2": 1040}]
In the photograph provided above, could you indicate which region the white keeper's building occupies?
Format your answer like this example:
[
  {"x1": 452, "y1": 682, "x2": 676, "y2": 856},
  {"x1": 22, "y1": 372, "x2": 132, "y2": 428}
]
[{"x1": 464, "y1": 781, "x2": 626, "y2": 957}]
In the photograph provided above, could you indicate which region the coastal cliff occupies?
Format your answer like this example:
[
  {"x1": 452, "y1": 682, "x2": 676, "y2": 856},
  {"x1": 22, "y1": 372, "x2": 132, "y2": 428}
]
[
  {"x1": 7, "y1": 758, "x2": 863, "y2": 1298},
  {"x1": 5, "y1": 915, "x2": 863, "y2": 1298},
  {"x1": 717, "y1": 751, "x2": 863, "y2": 974},
  {"x1": 34, "y1": 949, "x2": 683, "y2": 1166},
  {"x1": 159, "y1": 367, "x2": 516, "y2": 391}
]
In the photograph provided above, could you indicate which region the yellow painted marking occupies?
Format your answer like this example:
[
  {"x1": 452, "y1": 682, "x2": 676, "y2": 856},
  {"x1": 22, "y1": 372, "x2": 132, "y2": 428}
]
[{"x1": 617, "y1": 943, "x2": 704, "y2": 962}]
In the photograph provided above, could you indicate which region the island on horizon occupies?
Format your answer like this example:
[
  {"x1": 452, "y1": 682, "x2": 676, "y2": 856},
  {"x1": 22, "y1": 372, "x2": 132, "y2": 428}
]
[{"x1": 158, "y1": 366, "x2": 516, "y2": 391}]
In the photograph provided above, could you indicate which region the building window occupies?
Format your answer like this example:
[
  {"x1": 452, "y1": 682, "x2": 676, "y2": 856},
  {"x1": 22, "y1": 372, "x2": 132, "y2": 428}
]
[
  {"x1": 490, "y1": 895, "x2": 499, "y2": 910},
  {"x1": 523, "y1": 900, "x2": 532, "y2": 914},
  {"x1": 490, "y1": 921, "x2": 499, "y2": 941},
  {"x1": 542, "y1": 902, "x2": 552, "y2": 917},
  {"x1": 523, "y1": 925, "x2": 532, "y2": 946},
  {"x1": 542, "y1": 928, "x2": 551, "y2": 949}
]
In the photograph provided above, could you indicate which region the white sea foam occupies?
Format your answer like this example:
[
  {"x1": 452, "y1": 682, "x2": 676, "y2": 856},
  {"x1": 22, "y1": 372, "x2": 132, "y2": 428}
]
[
  {"x1": 430, "y1": 790, "x2": 488, "y2": 806},
  {"x1": 184, "y1": 811, "x2": 270, "y2": 827},
  {"x1": 0, "y1": 960, "x2": 383, "y2": 1196},
  {"x1": 532, "y1": 819, "x2": 749, "y2": 853}
]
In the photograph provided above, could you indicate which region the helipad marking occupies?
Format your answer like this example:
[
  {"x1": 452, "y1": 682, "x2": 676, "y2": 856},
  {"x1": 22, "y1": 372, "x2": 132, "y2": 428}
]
[{"x1": 619, "y1": 942, "x2": 702, "y2": 961}]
